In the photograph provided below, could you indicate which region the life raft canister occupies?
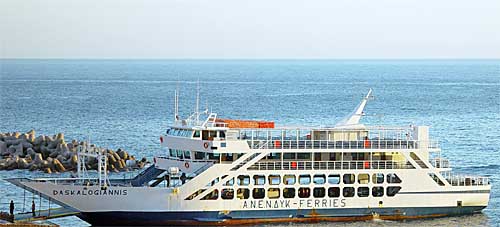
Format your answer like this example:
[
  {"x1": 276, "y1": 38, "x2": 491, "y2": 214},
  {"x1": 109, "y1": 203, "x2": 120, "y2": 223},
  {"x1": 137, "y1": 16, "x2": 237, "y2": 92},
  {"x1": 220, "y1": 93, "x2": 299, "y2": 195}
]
[
  {"x1": 203, "y1": 142, "x2": 209, "y2": 149},
  {"x1": 364, "y1": 161, "x2": 370, "y2": 169},
  {"x1": 185, "y1": 162, "x2": 190, "y2": 168}
]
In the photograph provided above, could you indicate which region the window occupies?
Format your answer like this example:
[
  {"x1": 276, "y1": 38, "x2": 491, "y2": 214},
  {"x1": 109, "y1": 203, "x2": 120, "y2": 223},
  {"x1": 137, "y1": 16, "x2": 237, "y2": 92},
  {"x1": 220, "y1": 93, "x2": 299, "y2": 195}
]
[
  {"x1": 223, "y1": 178, "x2": 234, "y2": 186},
  {"x1": 237, "y1": 188, "x2": 249, "y2": 199},
  {"x1": 328, "y1": 174, "x2": 340, "y2": 184},
  {"x1": 177, "y1": 149, "x2": 183, "y2": 159},
  {"x1": 299, "y1": 175, "x2": 311, "y2": 185},
  {"x1": 357, "y1": 187, "x2": 369, "y2": 197},
  {"x1": 283, "y1": 153, "x2": 296, "y2": 160},
  {"x1": 343, "y1": 174, "x2": 355, "y2": 184},
  {"x1": 169, "y1": 149, "x2": 176, "y2": 157},
  {"x1": 313, "y1": 175, "x2": 326, "y2": 184},
  {"x1": 221, "y1": 189, "x2": 234, "y2": 199},
  {"x1": 298, "y1": 187, "x2": 311, "y2": 198},
  {"x1": 387, "y1": 173, "x2": 402, "y2": 183},
  {"x1": 194, "y1": 151, "x2": 205, "y2": 160},
  {"x1": 184, "y1": 151, "x2": 191, "y2": 159},
  {"x1": 219, "y1": 131, "x2": 226, "y2": 138},
  {"x1": 253, "y1": 188, "x2": 265, "y2": 199},
  {"x1": 268, "y1": 188, "x2": 280, "y2": 199},
  {"x1": 253, "y1": 175, "x2": 265, "y2": 185},
  {"x1": 209, "y1": 131, "x2": 217, "y2": 139},
  {"x1": 283, "y1": 188, "x2": 295, "y2": 198},
  {"x1": 313, "y1": 188, "x2": 326, "y2": 198},
  {"x1": 193, "y1": 130, "x2": 201, "y2": 138},
  {"x1": 387, "y1": 186, "x2": 401, "y2": 196},
  {"x1": 343, "y1": 187, "x2": 355, "y2": 197},
  {"x1": 283, "y1": 175, "x2": 296, "y2": 185},
  {"x1": 201, "y1": 189, "x2": 218, "y2": 200},
  {"x1": 372, "y1": 187, "x2": 384, "y2": 197},
  {"x1": 372, "y1": 173, "x2": 384, "y2": 184},
  {"x1": 328, "y1": 187, "x2": 340, "y2": 197},
  {"x1": 358, "y1": 174, "x2": 369, "y2": 184},
  {"x1": 269, "y1": 175, "x2": 281, "y2": 185},
  {"x1": 237, "y1": 175, "x2": 250, "y2": 186},
  {"x1": 297, "y1": 153, "x2": 311, "y2": 159}
]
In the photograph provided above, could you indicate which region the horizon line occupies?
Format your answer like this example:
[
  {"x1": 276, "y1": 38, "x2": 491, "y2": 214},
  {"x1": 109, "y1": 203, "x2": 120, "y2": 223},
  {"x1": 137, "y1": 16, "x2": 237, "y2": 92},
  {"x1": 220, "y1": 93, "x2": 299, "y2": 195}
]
[{"x1": 1, "y1": 57, "x2": 499, "y2": 61}]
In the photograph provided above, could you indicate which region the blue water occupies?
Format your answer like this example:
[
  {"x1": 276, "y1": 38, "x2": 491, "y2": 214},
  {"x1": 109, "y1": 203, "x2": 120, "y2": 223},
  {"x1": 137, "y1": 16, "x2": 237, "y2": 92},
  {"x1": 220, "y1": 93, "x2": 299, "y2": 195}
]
[{"x1": 0, "y1": 59, "x2": 499, "y2": 226}]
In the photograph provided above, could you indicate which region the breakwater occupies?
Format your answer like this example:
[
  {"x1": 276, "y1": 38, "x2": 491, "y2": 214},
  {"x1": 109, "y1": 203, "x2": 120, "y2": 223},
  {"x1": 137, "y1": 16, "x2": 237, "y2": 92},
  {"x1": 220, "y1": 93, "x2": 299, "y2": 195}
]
[{"x1": 0, "y1": 130, "x2": 147, "y2": 173}]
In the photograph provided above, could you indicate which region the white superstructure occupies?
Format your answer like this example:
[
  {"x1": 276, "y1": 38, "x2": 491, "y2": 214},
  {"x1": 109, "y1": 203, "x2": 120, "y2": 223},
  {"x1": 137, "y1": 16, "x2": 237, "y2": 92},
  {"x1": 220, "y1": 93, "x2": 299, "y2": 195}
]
[{"x1": 7, "y1": 89, "x2": 491, "y2": 226}]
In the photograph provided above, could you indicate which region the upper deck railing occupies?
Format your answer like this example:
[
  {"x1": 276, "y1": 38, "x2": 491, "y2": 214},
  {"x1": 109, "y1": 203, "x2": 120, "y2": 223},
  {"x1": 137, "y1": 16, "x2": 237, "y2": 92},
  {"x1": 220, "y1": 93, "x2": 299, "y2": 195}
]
[{"x1": 246, "y1": 139, "x2": 439, "y2": 150}]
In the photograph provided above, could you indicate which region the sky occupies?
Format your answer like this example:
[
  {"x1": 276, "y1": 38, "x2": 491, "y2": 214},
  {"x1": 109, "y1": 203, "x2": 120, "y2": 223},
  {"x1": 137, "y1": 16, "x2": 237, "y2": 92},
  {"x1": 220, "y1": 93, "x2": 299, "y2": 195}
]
[{"x1": 1, "y1": 0, "x2": 499, "y2": 59}]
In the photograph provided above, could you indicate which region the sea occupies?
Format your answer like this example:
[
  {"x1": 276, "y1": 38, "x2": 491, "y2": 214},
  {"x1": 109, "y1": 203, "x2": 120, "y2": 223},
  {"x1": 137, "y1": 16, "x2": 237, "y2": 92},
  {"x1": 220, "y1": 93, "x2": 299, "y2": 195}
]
[{"x1": 0, "y1": 59, "x2": 499, "y2": 226}]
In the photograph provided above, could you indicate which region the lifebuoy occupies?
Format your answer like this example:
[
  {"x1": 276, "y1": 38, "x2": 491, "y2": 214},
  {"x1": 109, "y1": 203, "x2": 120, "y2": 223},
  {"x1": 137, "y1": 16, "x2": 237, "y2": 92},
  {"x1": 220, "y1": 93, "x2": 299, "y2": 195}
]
[
  {"x1": 185, "y1": 162, "x2": 190, "y2": 168},
  {"x1": 203, "y1": 142, "x2": 209, "y2": 149}
]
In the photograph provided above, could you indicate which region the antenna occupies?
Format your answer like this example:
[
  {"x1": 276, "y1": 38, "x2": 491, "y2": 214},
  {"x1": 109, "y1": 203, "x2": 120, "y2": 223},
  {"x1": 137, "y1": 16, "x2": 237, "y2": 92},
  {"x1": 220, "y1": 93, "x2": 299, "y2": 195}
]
[
  {"x1": 174, "y1": 83, "x2": 179, "y2": 122},
  {"x1": 195, "y1": 80, "x2": 200, "y2": 122}
]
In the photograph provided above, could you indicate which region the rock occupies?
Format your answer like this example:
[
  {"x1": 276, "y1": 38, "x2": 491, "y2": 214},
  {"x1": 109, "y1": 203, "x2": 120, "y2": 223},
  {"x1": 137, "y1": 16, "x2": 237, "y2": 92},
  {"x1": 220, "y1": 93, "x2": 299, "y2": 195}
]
[
  {"x1": 29, "y1": 164, "x2": 39, "y2": 171},
  {"x1": 13, "y1": 132, "x2": 20, "y2": 138},
  {"x1": 69, "y1": 154, "x2": 78, "y2": 165},
  {"x1": 33, "y1": 135, "x2": 46, "y2": 146},
  {"x1": 17, "y1": 158, "x2": 29, "y2": 169},
  {"x1": 117, "y1": 149, "x2": 128, "y2": 160},
  {"x1": 53, "y1": 159, "x2": 66, "y2": 172},
  {"x1": 26, "y1": 147, "x2": 37, "y2": 158},
  {"x1": 12, "y1": 143, "x2": 24, "y2": 157},
  {"x1": 33, "y1": 153, "x2": 43, "y2": 164},
  {"x1": 44, "y1": 168, "x2": 52, "y2": 174},
  {"x1": 0, "y1": 141, "x2": 7, "y2": 155}
]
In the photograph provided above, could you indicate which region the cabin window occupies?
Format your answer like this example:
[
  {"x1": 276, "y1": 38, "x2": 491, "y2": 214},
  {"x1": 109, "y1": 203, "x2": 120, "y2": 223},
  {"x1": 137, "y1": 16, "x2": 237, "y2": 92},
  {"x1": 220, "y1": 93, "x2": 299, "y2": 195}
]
[
  {"x1": 387, "y1": 173, "x2": 402, "y2": 183},
  {"x1": 298, "y1": 187, "x2": 311, "y2": 198},
  {"x1": 343, "y1": 174, "x2": 355, "y2": 184},
  {"x1": 219, "y1": 131, "x2": 226, "y2": 138},
  {"x1": 283, "y1": 153, "x2": 296, "y2": 160},
  {"x1": 169, "y1": 149, "x2": 176, "y2": 157},
  {"x1": 299, "y1": 175, "x2": 311, "y2": 185},
  {"x1": 237, "y1": 188, "x2": 249, "y2": 199},
  {"x1": 372, "y1": 173, "x2": 384, "y2": 184},
  {"x1": 297, "y1": 153, "x2": 311, "y2": 160},
  {"x1": 223, "y1": 178, "x2": 234, "y2": 186},
  {"x1": 357, "y1": 187, "x2": 369, "y2": 197},
  {"x1": 358, "y1": 174, "x2": 369, "y2": 184},
  {"x1": 372, "y1": 187, "x2": 384, "y2": 197},
  {"x1": 343, "y1": 187, "x2": 355, "y2": 197},
  {"x1": 283, "y1": 175, "x2": 296, "y2": 185},
  {"x1": 193, "y1": 130, "x2": 201, "y2": 138},
  {"x1": 283, "y1": 188, "x2": 295, "y2": 198},
  {"x1": 208, "y1": 153, "x2": 220, "y2": 161},
  {"x1": 176, "y1": 149, "x2": 184, "y2": 159},
  {"x1": 269, "y1": 175, "x2": 281, "y2": 185},
  {"x1": 387, "y1": 186, "x2": 401, "y2": 196},
  {"x1": 267, "y1": 153, "x2": 281, "y2": 160},
  {"x1": 194, "y1": 151, "x2": 205, "y2": 160},
  {"x1": 328, "y1": 187, "x2": 340, "y2": 197},
  {"x1": 253, "y1": 188, "x2": 265, "y2": 199},
  {"x1": 221, "y1": 189, "x2": 234, "y2": 200},
  {"x1": 313, "y1": 174, "x2": 326, "y2": 184},
  {"x1": 184, "y1": 151, "x2": 191, "y2": 159},
  {"x1": 209, "y1": 131, "x2": 217, "y2": 139},
  {"x1": 202, "y1": 131, "x2": 209, "y2": 140},
  {"x1": 237, "y1": 175, "x2": 250, "y2": 186},
  {"x1": 328, "y1": 174, "x2": 340, "y2": 184},
  {"x1": 268, "y1": 188, "x2": 280, "y2": 199},
  {"x1": 253, "y1": 175, "x2": 265, "y2": 185},
  {"x1": 201, "y1": 189, "x2": 218, "y2": 200},
  {"x1": 313, "y1": 187, "x2": 326, "y2": 198}
]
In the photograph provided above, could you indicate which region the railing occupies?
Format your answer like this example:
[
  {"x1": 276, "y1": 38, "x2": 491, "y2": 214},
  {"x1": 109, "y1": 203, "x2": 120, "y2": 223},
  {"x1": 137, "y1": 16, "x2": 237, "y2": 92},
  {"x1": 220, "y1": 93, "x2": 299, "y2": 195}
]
[
  {"x1": 442, "y1": 172, "x2": 490, "y2": 186},
  {"x1": 247, "y1": 160, "x2": 414, "y2": 171},
  {"x1": 248, "y1": 139, "x2": 421, "y2": 150},
  {"x1": 429, "y1": 158, "x2": 450, "y2": 168},
  {"x1": 205, "y1": 122, "x2": 228, "y2": 128}
]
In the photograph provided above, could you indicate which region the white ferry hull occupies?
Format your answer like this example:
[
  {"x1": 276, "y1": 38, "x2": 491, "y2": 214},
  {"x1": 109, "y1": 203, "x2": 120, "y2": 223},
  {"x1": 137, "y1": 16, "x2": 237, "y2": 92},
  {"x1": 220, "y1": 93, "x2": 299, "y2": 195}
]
[{"x1": 14, "y1": 180, "x2": 490, "y2": 226}]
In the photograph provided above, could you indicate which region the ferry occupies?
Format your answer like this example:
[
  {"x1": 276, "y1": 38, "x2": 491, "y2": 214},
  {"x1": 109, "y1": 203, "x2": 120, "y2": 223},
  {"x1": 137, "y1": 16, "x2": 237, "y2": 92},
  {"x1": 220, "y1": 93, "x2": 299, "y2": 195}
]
[{"x1": 7, "y1": 89, "x2": 491, "y2": 226}]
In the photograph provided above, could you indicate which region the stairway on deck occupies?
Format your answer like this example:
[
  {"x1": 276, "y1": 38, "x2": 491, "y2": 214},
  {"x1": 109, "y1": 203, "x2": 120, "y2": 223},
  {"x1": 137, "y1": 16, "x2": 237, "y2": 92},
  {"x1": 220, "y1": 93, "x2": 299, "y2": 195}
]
[{"x1": 130, "y1": 165, "x2": 165, "y2": 186}]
